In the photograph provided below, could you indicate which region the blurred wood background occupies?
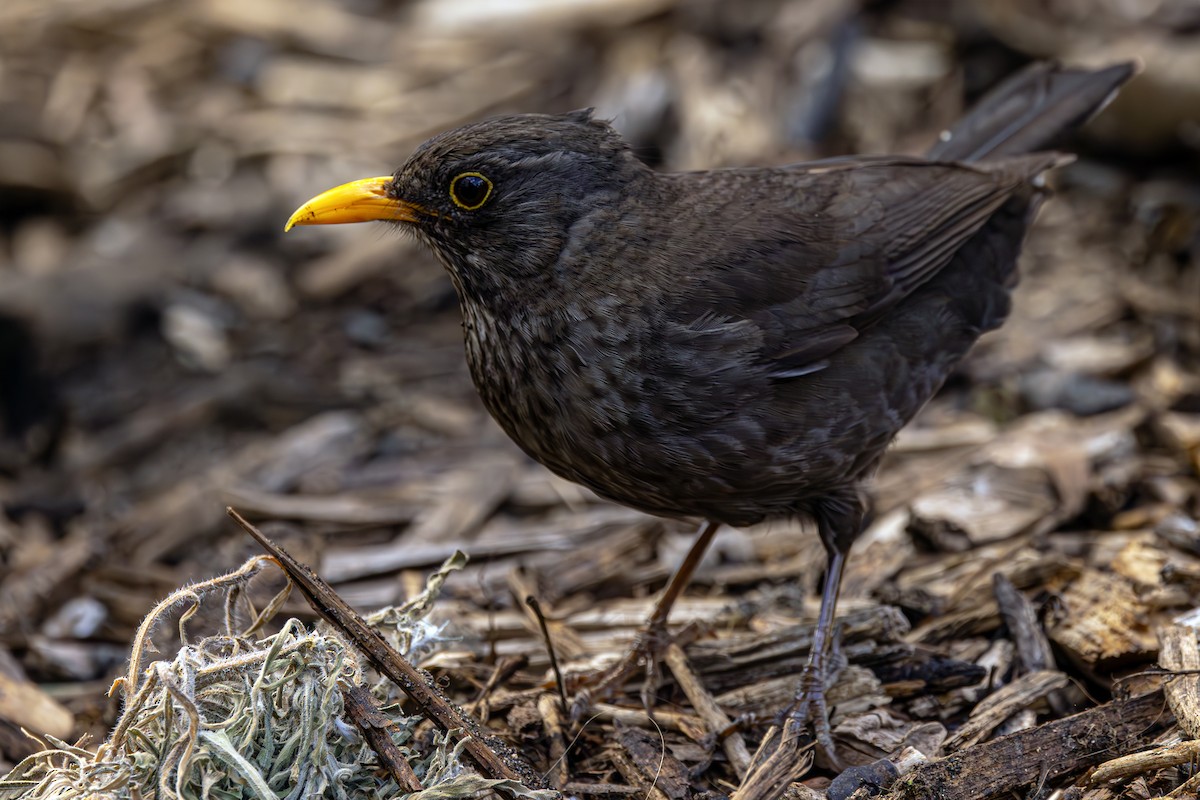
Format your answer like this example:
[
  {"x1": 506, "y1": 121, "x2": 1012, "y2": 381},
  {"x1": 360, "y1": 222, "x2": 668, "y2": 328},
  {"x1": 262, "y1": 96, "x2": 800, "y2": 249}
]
[{"x1": 0, "y1": 0, "x2": 1198, "y2": 797}]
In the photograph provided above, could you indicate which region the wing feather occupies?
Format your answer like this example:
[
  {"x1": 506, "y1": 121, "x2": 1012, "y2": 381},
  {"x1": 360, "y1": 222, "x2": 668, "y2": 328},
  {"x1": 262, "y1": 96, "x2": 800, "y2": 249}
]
[{"x1": 661, "y1": 155, "x2": 1054, "y2": 376}]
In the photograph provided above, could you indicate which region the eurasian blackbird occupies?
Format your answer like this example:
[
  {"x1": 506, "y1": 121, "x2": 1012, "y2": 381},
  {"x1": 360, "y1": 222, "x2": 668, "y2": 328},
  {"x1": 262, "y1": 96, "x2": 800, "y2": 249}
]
[{"x1": 286, "y1": 61, "x2": 1133, "y2": 784}]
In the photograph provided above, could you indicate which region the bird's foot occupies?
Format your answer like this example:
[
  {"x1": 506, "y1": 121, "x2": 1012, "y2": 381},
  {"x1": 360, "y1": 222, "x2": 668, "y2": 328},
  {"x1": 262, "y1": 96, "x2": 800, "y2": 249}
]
[
  {"x1": 778, "y1": 662, "x2": 842, "y2": 771},
  {"x1": 735, "y1": 634, "x2": 849, "y2": 800},
  {"x1": 569, "y1": 620, "x2": 676, "y2": 720},
  {"x1": 568, "y1": 520, "x2": 722, "y2": 720},
  {"x1": 779, "y1": 622, "x2": 847, "y2": 768},
  {"x1": 734, "y1": 678, "x2": 822, "y2": 800}
]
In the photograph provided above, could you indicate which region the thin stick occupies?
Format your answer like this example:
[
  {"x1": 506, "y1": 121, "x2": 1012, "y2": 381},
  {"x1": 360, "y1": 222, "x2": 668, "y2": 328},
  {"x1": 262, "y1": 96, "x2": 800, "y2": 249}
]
[
  {"x1": 343, "y1": 684, "x2": 423, "y2": 792},
  {"x1": 527, "y1": 594, "x2": 569, "y2": 717},
  {"x1": 664, "y1": 643, "x2": 752, "y2": 779}
]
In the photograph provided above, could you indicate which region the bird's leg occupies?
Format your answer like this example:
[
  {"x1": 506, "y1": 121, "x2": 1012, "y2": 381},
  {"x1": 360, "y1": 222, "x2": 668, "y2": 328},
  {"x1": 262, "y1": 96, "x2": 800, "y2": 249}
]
[
  {"x1": 571, "y1": 519, "x2": 721, "y2": 718},
  {"x1": 772, "y1": 490, "x2": 862, "y2": 770},
  {"x1": 737, "y1": 495, "x2": 861, "y2": 800},
  {"x1": 735, "y1": 548, "x2": 849, "y2": 800},
  {"x1": 781, "y1": 547, "x2": 846, "y2": 767}
]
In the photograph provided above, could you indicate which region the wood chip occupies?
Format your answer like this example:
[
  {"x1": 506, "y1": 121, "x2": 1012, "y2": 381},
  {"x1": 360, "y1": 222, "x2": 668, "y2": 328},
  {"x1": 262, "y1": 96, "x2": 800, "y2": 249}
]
[
  {"x1": 1157, "y1": 622, "x2": 1200, "y2": 739},
  {"x1": 1047, "y1": 569, "x2": 1158, "y2": 672},
  {"x1": 944, "y1": 670, "x2": 1070, "y2": 751}
]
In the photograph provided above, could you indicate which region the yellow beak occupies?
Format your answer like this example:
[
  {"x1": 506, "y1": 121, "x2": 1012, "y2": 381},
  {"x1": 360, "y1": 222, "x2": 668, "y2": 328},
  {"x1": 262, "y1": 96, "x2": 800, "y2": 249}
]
[{"x1": 284, "y1": 176, "x2": 421, "y2": 232}]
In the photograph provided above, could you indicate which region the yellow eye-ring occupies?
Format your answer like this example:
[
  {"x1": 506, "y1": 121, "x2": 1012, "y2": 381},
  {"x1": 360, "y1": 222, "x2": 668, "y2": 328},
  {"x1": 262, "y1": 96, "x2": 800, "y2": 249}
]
[{"x1": 449, "y1": 172, "x2": 493, "y2": 210}]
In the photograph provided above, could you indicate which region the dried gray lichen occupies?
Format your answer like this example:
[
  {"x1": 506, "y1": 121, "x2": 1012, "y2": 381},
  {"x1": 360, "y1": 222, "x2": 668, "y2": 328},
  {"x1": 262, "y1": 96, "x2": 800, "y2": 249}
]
[{"x1": 0, "y1": 550, "x2": 547, "y2": 800}]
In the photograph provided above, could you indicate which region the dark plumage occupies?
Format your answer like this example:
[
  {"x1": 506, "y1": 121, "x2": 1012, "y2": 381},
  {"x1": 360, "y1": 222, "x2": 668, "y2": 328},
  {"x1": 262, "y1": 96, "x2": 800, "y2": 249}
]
[{"x1": 286, "y1": 61, "x2": 1134, "y2": 783}]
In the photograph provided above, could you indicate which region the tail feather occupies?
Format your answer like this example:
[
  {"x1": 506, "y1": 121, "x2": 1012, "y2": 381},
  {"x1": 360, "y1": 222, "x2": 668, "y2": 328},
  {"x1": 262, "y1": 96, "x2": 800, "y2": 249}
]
[{"x1": 926, "y1": 61, "x2": 1137, "y2": 163}]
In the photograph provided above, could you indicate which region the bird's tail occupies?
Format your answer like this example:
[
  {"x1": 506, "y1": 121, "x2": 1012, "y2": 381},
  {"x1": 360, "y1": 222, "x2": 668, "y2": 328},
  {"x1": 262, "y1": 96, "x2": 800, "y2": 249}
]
[{"x1": 926, "y1": 61, "x2": 1136, "y2": 163}]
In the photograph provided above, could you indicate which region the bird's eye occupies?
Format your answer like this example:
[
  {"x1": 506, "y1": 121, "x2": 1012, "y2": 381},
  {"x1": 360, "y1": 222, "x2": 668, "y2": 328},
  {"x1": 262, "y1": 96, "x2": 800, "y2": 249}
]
[{"x1": 449, "y1": 172, "x2": 493, "y2": 210}]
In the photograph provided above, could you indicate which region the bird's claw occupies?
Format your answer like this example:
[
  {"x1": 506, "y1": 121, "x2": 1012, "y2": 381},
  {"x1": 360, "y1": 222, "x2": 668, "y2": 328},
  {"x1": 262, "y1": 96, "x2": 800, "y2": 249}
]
[
  {"x1": 781, "y1": 664, "x2": 842, "y2": 771},
  {"x1": 570, "y1": 623, "x2": 672, "y2": 720},
  {"x1": 768, "y1": 619, "x2": 848, "y2": 768}
]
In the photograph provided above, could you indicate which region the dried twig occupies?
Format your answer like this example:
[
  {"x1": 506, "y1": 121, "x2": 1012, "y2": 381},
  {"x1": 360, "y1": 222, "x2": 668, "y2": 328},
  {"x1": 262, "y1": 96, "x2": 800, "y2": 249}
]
[
  {"x1": 664, "y1": 643, "x2": 752, "y2": 779},
  {"x1": 342, "y1": 684, "x2": 423, "y2": 793}
]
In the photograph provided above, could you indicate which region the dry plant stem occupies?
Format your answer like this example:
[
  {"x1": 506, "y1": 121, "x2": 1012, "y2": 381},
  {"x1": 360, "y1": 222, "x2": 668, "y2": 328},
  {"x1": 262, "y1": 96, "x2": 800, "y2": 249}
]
[
  {"x1": 526, "y1": 595, "x2": 569, "y2": 716},
  {"x1": 342, "y1": 684, "x2": 423, "y2": 793},
  {"x1": 536, "y1": 693, "x2": 570, "y2": 789},
  {"x1": 732, "y1": 730, "x2": 814, "y2": 800},
  {"x1": 663, "y1": 643, "x2": 752, "y2": 779},
  {"x1": 113, "y1": 556, "x2": 276, "y2": 703},
  {"x1": 227, "y1": 507, "x2": 545, "y2": 789},
  {"x1": 100, "y1": 669, "x2": 161, "y2": 761},
  {"x1": 593, "y1": 703, "x2": 698, "y2": 731},
  {"x1": 1087, "y1": 738, "x2": 1200, "y2": 786},
  {"x1": 159, "y1": 668, "x2": 201, "y2": 800}
]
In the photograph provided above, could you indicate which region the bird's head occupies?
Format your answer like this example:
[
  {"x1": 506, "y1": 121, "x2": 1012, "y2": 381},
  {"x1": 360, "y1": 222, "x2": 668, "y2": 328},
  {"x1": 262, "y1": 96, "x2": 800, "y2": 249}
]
[{"x1": 286, "y1": 109, "x2": 647, "y2": 302}]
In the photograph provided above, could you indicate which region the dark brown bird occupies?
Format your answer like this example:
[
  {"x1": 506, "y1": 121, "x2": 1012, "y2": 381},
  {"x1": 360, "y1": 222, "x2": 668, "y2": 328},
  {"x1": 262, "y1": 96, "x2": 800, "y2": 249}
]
[{"x1": 286, "y1": 61, "x2": 1133, "y2": 785}]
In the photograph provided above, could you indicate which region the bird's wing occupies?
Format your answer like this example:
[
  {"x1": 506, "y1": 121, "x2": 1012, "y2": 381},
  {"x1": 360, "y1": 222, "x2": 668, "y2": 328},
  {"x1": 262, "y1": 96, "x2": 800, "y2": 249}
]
[{"x1": 663, "y1": 154, "x2": 1058, "y2": 377}]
